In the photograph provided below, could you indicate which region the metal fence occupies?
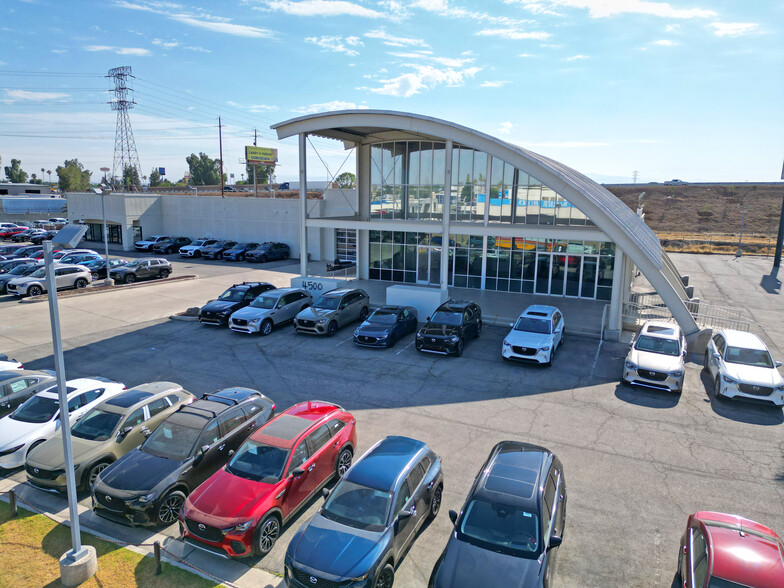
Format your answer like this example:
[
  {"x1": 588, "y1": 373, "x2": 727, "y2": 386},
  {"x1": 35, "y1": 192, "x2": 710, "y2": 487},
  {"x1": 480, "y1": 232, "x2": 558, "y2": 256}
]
[{"x1": 622, "y1": 295, "x2": 751, "y2": 332}]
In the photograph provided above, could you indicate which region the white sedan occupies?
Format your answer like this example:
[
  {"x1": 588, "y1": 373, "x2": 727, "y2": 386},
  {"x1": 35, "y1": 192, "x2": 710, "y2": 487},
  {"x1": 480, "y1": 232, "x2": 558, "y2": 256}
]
[
  {"x1": 0, "y1": 354, "x2": 23, "y2": 370},
  {"x1": 0, "y1": 377, "x2": 126, "y2": 469},
  {"x1": 502, "y1": 305, "x2": 565, "y2": 366}
]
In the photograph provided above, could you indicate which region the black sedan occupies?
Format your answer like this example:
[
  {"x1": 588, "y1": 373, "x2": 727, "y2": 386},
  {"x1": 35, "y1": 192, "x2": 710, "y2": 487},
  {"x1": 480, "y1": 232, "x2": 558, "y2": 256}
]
[
  {"x1": 416, "y1": 300, "x2": 482, "y2": 357},
  {"x1": 429, "y1": 441, "x2": 567, "y2": 588},
  {"x1": 198, "y1": 282, "x2": 275, "y2": 326},
  {"x1": 152, "y1": 236, "x2": 192, "y2": 254},
  {"x1": 30, "y1": 231, "x2": 57, "y2": 245},
  {"x1": 353, "y1": 305, "x2": 418, "y2": 348}
]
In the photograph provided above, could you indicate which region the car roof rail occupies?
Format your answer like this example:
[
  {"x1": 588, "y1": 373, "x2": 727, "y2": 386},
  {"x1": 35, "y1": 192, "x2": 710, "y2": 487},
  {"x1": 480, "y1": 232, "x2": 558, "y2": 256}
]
[
  {"x1": 308, "y1": 399, "x2": 345, "y2": 412},
  {"x1": 202, "y1": 391, "x2": 241, "y2": 406},
  {"x1": 181, "y1": 404, "x2": 219, "y2": 418}
]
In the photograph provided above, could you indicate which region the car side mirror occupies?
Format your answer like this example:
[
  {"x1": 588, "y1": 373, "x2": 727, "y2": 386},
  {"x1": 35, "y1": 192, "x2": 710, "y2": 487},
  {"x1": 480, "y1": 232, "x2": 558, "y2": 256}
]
[
  {"x1": 426, "y1": 316, "x2": 431, "y2": 322},
  {"x1": 448, "y1": 510, "x2": 458, "y2": 525},
  {"x1": 116, "y1": 426, "x2": 133, "y2": 440},
  {"x1": 713, "y1": 353, "x2": 720, "y2": 360},
  {"x1": 508, "y1": 322, "x2": 514, "y2": 328},
  {"x1": 291, "y1": 467, "x2": 305, "y2": 477},
  {"x1": 322, "y1": 487, "x2": 331, "y2": 499},
  {"x1": 200, "y1": 444, "x2": 211, "y2": 454},
  {"x1": 549, "y1": 534, "x2": 563, "y2": 549},
  {"x1": 398, "y1": 509, "x2": 413, "y2": 519},
  {"x1": 776, "y1": 360, "x2": 782, "y2": 368}
]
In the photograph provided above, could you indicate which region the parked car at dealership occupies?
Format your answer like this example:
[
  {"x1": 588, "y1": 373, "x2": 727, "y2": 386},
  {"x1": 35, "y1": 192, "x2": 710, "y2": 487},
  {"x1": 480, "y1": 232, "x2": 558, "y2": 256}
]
[
  {"x1": 285, "y1": 436, "x2": 443, "y2": 588},
  {"x1": 0, "y1": 244, "x2": 25, "y2": 257},
  {"x1": 26, "y1": 381, "x2": 195, "y2": 492},
  {"x1": 0, "y1": 376, "x2": 126, "y2": 470},
  {"x1": 416, "y1": 300, "x2": 482, "y2": 357},
  {"x1": 354, "y1": 305, "x2": 418, "y2": 348},
  {"x1": 7, "y1": 263, "x2": 92, "y2": 297},
  {"x1": 0, "y1": 258, "x2": 32, "y2": 274},
  {"x1": 704, "y1": 329, "x2": 784, "y2": 406},
  {"x1": 244, "y1": 242, "x2": 290, "y2": 263},
  {"x1": 110, "y1": 258, "x2": 172, "y2": 284},
  {"x1": 53, "y1": 248, "x2": 96, "y2": 261},
  {"x1": 92, "y1": 387, "x2": 275, "y2": 527},
  {"x1": 229, "y1": 287, "x2": 311, "y2": 335},
  {"x1": 429, "y1": 441, "x2": 566, "y2": 588},
  {"x1": 0, "y1": 263, "x2": 39, "y2": 294},
  {"x1": 199, "y1": 282, "x2": 276, "y2": 326},
  {"x1": 8, "y1": 245, "x2": 43, "y2": 259},
  {"x1": 181, "y1": 400, "x2": 357, "y2": 558},
  {"x1": 0, "y1": 369, "x2": 56, "y2": 418},
  {"x1": 0, "y1": 223, "x2": 21, "y2": 231},
  {"x1": 501, "y1": 305, "x2": 564, "y2": 366},
  {"x1": 201, "y1": 240, "x2": 237, "y2": 260},
  {"x1": 222, "y1": 242, "x2": 261, "y2": 261},
  {"x1": 134, "y1": 235, "x2": 171, "y2": 252},
  {"x1": 153, "y1": 236, "x2": 192, "y2": 254},
  {"x1": 0, "y1": 227, "x2": 27, "y2": 240},
  {"x1": 622, "y1": 321, "x2": 686, "y2": 393},
  {"x1": 677, "y1": 511, "x2": 784, "y2": 587},
  {"x1": 0, "y1": 355, "x2": 23, "y2": 371},
  {"x1": 178, "y1": 238, "x2": 218, "y2": 258},
  {"x1": 30, "y1": 230, "x2": 57, "y2": 245},
  {"x1": 12, "y1": 229, "x2": 45, "y2": 243},
  {"x1": 58, "y1": 252, "x2": 102, "y2": 265},
  {"x1": 83, "y1": 258, "x2": 128, "y2": 281},
  {"x1": 294, "y1": 288, "x2": 370, "y2": 336}
]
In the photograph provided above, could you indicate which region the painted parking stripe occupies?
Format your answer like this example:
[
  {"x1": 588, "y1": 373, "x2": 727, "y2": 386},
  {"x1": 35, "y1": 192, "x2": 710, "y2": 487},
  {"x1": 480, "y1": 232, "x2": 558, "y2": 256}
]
[
  {"x1": 396, "y1": 340, "x2": 416, "y2": 355},
  {"x1": 335, "y1": 336, "x2": 353, "y2": 346}
]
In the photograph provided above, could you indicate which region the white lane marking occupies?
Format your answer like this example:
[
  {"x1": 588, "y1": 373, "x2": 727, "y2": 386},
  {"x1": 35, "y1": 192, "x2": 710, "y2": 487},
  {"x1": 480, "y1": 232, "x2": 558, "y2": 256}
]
[
  {"x1": 335, "y1": 336, "x2": 353, "y2": 346},
  {"x1": 396, "y1": 340, "x2": 416, "y2": 355},
  {"x1": 589, "y1": 337, "x2": 603, "y2": 377}
]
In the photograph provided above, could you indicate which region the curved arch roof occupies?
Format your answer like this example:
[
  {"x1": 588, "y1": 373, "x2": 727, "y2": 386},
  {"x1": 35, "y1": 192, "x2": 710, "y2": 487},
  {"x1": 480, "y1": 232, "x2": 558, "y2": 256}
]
[{"x1": 272, "y1": 110, "x2": 697, "y2": 333}]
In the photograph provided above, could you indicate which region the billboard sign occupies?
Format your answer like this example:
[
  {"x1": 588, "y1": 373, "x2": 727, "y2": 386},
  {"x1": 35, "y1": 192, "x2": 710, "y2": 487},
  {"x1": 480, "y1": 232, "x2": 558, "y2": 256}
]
[
  {"x1": 158, "y1": 167, "x2": 165, "y2": 175},
  {"x1": 245, "y1": 146, "x2": 278, "y2": 165}
]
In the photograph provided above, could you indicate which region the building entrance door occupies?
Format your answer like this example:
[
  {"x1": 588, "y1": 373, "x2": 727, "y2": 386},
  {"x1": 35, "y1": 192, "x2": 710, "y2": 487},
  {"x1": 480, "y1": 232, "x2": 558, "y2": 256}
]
[
  {"x1": 535, "y1": 252, "x2": 551, "y2": 294},
  {"x1": 417, "y1": 246, "x2": 454, "y2": 286},
  {"x1": 550, "y1": 254, "x2": 566, "y2": 295}
]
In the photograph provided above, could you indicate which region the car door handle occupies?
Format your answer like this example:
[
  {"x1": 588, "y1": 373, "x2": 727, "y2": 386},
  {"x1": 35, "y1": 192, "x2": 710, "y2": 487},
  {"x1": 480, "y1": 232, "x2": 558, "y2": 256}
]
[
  {"x1": 427, "y1": 481, "x2": 434, "y2": 489},
  {"x1": 307, "y1": 464, "x2": 315, "y2": 472},
  {"x1": 333, "y1": 440, "x2": 340, "y2": 447},
  {"x1": 218, "y1": 444, "x2": 226, "y2": 450}
]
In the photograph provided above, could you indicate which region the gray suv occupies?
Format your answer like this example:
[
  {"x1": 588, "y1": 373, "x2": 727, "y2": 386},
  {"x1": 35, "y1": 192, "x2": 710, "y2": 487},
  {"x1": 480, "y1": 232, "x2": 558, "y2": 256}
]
[{"x1": 293, "y1": 288, "x2": 370, "y2": 336}]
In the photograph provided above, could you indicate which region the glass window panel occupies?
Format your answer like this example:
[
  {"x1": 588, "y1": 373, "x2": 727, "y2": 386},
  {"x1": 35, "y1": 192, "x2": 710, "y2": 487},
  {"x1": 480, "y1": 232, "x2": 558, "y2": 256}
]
[
  {"x1": 433, "y1": 143, "x2": 445, "y2": 185},
  {"x1": 404, "y1": 272, "x2": 416, "y2": 283},
  {"x1": 598, "y1": 255, "x2": 615, "y2": 287},
  {"x1": 601, "y1": 242, "x2": 616, "y2": 255},
  {"x1": 381, "y1": 142, "x2": 394, "y2": 186},
  {"x1": 392, "y1": 244, "x2": 404, "y2": 270},
  {"x1": 497, "y1": 249, "x2": 511, "y2": 279},
  {"x1": 570, "y1": 204, "x2": 587, "y2": 226},
  {"x1": 454, "y1": 248, "x2": 469, "y2": 274},
  {"x1": 583, "y1": 241, "x2": 600, "y2": 254},
  {"x1": 535, "y1": 254, "x2": 551, "y2": 294},
  {"x1": 453, "y1": 274, "x2": 467, "y2": 288},
  {"x1": 381, "y1": 244, "x2": 394, "y2": 269},
  {"x1": 371, "y1": 144, "x2": 382, "y2": 185},
  {"x1": 381, "y1": 231, "x2": 394, "y2": 243},
  {"x1": 452, "y1": 234, "x2": 469, "y2": 247},
  {"x1": 420, "y1": 142, "x2": 433, "y2": 185},
  {"x1": 503, "y1": 161, "x2": 514, "y2": 186},
  {"x1": 405, "y1": 246, "x2": 417, "y2": 271},
  {"x1": 490, "y1": 156, "x2": 504, "y2": 186},
  {"x1": 511, "y1": 251, "x2": 523, "y2": 279},
  {"x1": 393, "y1": 232, "x2": 405, "y2": 243},
  {"x1": 473, "y1": 151, "x2": 487, "y2": 187},
  {"x1": 431, "y1": 185, "x2": 443, "y2": 221},
  {"x1": 596, "y1": 286, "x2": 612, "y2": 301},
  {"x1": 408, "y1": 142, "x2": 421, "y2": 185},
  {"x1": 497, "y1": 279, "x2": 509, "y2": 292},
  {"x1": 369, "y1": 230, "x2": 381, "y2": 243},
  {"x1": 522, "y1": 280, "x2": 534, "y2": 293},
  {"x1": 451, "y1": 146, "x2": 460, "y2": 186},
  {"x1": 405, "y1": 232, "x2": 419, "y2": 244},
  {"x1": 581, "y1": 257, "x2": 597, "y2": 298},
  {"x1": 468, "y1": 250, "x2": 483, "y2": 277},
  {"x1": 485, "y1": 278, "x2": 497, "y2": 291},
  {"x1": 565, "y1": 255, "x2": 581, "y2": 296},
  {"x1": 459, "y1": 147, "x2": 474, "y2": 185},
  {"x1": 393, "y1": 142, "x2": 406, "y2": 185},
  {"x1": 539, "y1": 186, "x2": 556, "y2": 225},
  {"x1": 370, "y1": 243, "x2": 381, "y2": 269},
  {"x1": 370, "y1": 185, "x2": 383, "y2": 218},
  {"x1": 554, "y1": 195, "x2": 570, "y2": 226},
  {"x1": 527, "y1": 179, "x2": 541, "y2": 224},
  {"x1": 486, "y1": 250, "x2": 498, "y2": 278}
]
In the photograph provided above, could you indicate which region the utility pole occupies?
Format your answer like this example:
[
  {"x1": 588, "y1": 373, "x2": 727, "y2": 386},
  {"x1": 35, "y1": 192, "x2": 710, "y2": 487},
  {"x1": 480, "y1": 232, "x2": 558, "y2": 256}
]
[
  {"x1": 218, "y1": 117, "x2": 225, "y2": 198},
  {"x1": 736, "y1": 203, "x2": 747, "y2": 257},
  {"x1": 632, "y1": 170, "x2": 639, "y2": 184},
  {"x1": 773, "y1": 160, "x2": 784, "y2": 270},
  {"x1": 253, "y1": 129, "x2": 258, "y2": 198},
  {"x1": 107, "y1": 66, "x2": 141, "y2": 192}
]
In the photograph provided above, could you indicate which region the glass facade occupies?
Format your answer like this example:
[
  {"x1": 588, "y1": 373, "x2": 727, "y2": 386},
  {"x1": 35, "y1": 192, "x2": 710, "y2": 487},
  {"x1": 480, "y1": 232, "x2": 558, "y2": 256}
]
[
  {"x1": 369, "y1": 141, "x2": 592, "y2": 226},
  {"x1": 369, "y1": 231, "x2": 615, "y2": 300},
  {"x1": 84, "y1": 222, "x2": 122, "y2": 244}
]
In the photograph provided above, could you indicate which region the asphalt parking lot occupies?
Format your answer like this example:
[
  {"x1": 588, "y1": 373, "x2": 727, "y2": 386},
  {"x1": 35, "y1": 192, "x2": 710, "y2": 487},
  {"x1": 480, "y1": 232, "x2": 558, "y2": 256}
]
[{"x1": 1, "y1": 250, "x2": 783, "y2": 587}]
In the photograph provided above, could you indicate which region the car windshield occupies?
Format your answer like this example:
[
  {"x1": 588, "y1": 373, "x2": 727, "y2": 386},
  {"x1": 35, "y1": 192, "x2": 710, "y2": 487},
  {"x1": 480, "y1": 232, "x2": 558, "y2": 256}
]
[
  {"x1": 124, "y1": 260, "x2": 141, "y2": 268},
  {"x1": 514, "y1": 317, "x2": 551, "y2": 334},
  {"x1": 228, "y1": 243, "x2": 247, "y2": 250},
  {"x1": 8, "y1": 265, "x2": 30, "y2": 275},
  {"x1": 321, "y1": 480, "x2": 392, "y2": 532},
  {"x1": 218, "y1": 288, "x2": 245, "y2": 302},
  {"x1": 72, "y1": 409, "x2": 122, "y2": 441},
  {"x1": 83, "y1": 260, "x2": 102, "y2": 268},
  {"x1": 635, "y1": 335, "x2": 680, "y2": 356},
  {"x1": 225, "y1": 440, "x2": 289, "y2": 483},
  {"x1": 142, "y1": 421, "x2": 202, "y2": 460},
  {"x1": 250, "y1": 295, "x2": 277, "y2": 309},
  {"x1": 29, "y1": 268, "x2": 46, "y2": 278},
  {"x1": 313, "y1": 295, "x2": 340, "y2": 310},
  {"x1": 724, "y1": 346, "x2": 774, "y2": 368},
  {"x1": 11, "y1": 395, "x2": 60, "y2": 423},
  {"x1": 368, "y1": 310, "x2": 398, "y2": 325},
  {"x1": 430, "y1": 310, "x2": 462, "y2": 326},
  {"x1": 192, "y1": 240, "x2": 206, "y2": 246},
  {"x1": 458, "y1": 499, "x2": 540, "y2": 557}
]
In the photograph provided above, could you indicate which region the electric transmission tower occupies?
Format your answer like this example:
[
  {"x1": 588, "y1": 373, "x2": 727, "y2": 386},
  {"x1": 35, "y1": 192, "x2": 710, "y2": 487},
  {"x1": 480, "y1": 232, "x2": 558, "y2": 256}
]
[
  {"x1": 107, "y1": 66, "x2": 141, "y2": 191},
  {"x1": 632, "y1": 170, "x2": 639, "y2": 184}
]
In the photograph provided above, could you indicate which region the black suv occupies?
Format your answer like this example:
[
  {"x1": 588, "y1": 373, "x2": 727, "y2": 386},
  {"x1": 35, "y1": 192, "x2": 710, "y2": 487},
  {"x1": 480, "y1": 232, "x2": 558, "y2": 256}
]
[
  {"x1": 245, "y1": 242, "x2": 290, "y2": 263},
  {"x1": 222, "y1": 242, "x2": 260, "y2": 261},
  {"x1": 201, "y1": 240, "x2": 237, "y2": 260},
  {"x1": 92, "y1": 387, "x2": 275, "y2": 527},
  {"x1": 153, "y1": 236, "x2": 192, "y2": 254},
  {"x1": 416, "y1": 300, "x2": 482, "y2": 356},
  {"x1": 0, "y1": 369, "x2": 56, "y2": 418},
  {"x1": 110, "y1": 258, "x2": 172, "y2": 284},
  {"x1": 198, "y1": 282, "x2": 276, "y2": 326}
]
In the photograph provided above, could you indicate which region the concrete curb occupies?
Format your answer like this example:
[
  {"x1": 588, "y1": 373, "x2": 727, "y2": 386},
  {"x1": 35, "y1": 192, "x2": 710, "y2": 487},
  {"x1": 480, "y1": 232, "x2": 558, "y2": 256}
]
[
  {"x1": 170, "y1": 314, "x2": 199, "y2": 322},
  {"x1": 18, "y1": 275, "x2": 199, "y2": 304}
]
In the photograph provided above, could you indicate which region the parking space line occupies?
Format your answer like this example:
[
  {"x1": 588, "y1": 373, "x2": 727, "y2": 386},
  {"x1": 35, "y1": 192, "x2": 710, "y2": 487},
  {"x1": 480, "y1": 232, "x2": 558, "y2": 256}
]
[
  {"x1": 589, "y1": 338, "x2": 603, "y2": 377},
  {"x1": 396, "y1": 340, "x2": 415, "y2": 355},
  {"x1": 335, "y1": 336, "x2": 353, "y2": 346}
]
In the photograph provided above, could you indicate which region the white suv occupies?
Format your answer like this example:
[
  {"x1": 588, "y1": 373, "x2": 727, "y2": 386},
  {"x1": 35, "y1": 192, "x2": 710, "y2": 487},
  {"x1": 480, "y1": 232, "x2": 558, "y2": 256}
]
[
  {"x1": 179, "y1": 238, "x2": 218, "y2": 258},
  {"x1": 623, "y1": 321, "x2": 686, "y2": 393},
  {"x1": 502, "y1": 305, "x2": 564, "y2": 366},
  {"x1": 6, "y1": 263, "x2": 91, "y2": 297},
  {"x1": 704, "y1": 330, "x2": 784, "y2": 406}
]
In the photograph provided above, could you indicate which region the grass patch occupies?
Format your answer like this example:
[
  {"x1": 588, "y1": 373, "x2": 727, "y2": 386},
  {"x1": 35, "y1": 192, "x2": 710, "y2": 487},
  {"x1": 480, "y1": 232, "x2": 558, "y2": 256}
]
[{"x1": 0, "y1": 502, "x2": 219, "y2": 588}]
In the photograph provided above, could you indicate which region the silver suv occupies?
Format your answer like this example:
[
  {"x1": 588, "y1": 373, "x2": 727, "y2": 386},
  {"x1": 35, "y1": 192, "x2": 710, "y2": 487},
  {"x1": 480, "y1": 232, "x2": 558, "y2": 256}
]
[
  {"x1": 622, "y1": 321, "x2": 686, "y2": 393},
  {"x1": 293, "y1": 288, "x2": 370, "y2": 336},
  {"x1": 7, "y1": 263, "x2": 91, "y2": 297}
]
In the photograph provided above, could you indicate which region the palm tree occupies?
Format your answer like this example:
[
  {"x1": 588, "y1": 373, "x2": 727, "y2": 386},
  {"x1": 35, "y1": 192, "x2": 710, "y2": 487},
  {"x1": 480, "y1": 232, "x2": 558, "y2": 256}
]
[
  {"x1": 41, "y1": 167, "x2": 45, "y2": 182},
  {"x1": 46, "y1": 169, "x2": 52, "y2": 183}
]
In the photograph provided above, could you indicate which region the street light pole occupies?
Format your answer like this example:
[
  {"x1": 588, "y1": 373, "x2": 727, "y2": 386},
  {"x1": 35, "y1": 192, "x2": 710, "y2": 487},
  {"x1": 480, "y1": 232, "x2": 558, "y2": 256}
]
[
  {"x1": 100, "y1": 190, "x2": 113, "y2": 286},
  {"x1": 736, "y1": 204, "x2": 746, "y2": 257}
]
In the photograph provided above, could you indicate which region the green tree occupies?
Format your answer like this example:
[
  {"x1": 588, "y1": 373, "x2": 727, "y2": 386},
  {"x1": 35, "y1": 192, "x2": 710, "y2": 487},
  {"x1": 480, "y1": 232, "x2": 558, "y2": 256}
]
[
  {"x1": 245, "y1": 162, "x2": 274, "y2": 185},
  {"x1": 56, "y1": 159, "x2": 91, "y2": 192},
  {"x1": 335, "y1": 172, "x2": 356, "y2": 188},
  {"x1": 186, "y1": 152, "x2": 224, "y2": 185},
  {"x1": 122, "y1": 165, "x2": 141, "y2": 191},
  {"x1": 29, "y1": 173, "x2": 42, "y2": 185},
  {"x1": 4, "y1": 158, "x2": 28, "y2": 183},
  {"x1": 460, "y1": 174, "x2": 472, "y2": 202},
  {"x1": 149, "y1": 168, "x2": 162, "y2": 187}
]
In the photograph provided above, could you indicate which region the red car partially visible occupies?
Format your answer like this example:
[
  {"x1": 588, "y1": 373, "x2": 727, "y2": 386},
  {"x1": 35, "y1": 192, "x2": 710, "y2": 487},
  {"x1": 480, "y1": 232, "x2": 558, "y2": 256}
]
[
  {"x1": 180, "y1": 400, "x2": 357, "y2": 558},
  {"x1": 678, "y1": 511, "x2": 784, "y2": 588},
  {"x1": 0, "y1": 228, "x2": 26, "y2": 239}
]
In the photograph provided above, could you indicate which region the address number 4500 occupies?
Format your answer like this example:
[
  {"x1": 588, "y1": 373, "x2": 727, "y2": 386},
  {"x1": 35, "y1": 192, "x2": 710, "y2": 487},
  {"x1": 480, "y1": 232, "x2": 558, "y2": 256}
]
[{"x1": 301, "y1": 281, "x2": 324, "y2": 291}]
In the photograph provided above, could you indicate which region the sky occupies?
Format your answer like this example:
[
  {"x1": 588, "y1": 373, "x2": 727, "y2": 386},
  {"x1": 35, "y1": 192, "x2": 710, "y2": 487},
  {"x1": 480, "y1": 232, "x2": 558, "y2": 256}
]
[{"x1": 1, "y1": 0, "x2": 782, "y2": 185}]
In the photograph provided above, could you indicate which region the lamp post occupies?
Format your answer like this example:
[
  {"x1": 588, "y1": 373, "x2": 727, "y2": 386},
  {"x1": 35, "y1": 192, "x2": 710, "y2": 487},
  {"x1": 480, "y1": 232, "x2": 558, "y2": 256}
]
[
  {"x1": 98, "y1": 186, "x2": 114, "y2": 286},
  {"x1": 736, "y1": 203, "x2": 747, "y2": 257}
]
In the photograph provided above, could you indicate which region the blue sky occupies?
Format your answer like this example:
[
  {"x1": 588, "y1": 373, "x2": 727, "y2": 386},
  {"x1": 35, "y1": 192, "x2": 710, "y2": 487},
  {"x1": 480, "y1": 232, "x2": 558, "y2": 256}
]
[{"x1": 1, "y1": 0, "x2": 782, "y2": 184}]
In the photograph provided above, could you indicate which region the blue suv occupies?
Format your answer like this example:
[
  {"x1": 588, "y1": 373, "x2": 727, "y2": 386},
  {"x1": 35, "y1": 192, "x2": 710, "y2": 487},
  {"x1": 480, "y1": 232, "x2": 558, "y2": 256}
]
[{"x1": 285, "y1": 436, "x2": 444, "y2": 588}]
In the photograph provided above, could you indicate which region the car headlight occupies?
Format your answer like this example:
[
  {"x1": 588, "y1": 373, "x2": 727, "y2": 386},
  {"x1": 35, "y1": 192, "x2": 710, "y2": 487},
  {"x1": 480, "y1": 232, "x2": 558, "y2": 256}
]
[
  {"x1": 349, "y1": 572, "x2": 370, "y2": 582},
  {"x1": 378, "y1": 333, "x2": 388, "y2": 339},
  {"x1": 416, "y1": 331, "x2": 423, "y2": 339},
  {"x1": 317, "y1": 319, "x2": 327, "y2": 325},
  {"x1": 625, "y1": 361, "x2": 637, "y2": 370},
  {"x1": 250, "y1": 317, "x2": 260, "y2": 323},
  {"x1": 670, "y1": 370, "x2": 684, "y2": 377},
  {"x1": 503, "y1": 340, "x2": 511, "y2": 347},
  {"x1": 231, "y1": 520, "x2": 253, "y2": 533},
  {"x1": 722, "y1": 375, "x2": 738, "y2": 384},
  {"x1": 220, "y1": 309, "x2": 232, "y2": 316},
  {"x1": 541, "y1": 346, "x2": 551, "y2": 352},
  {"x1": 449, "y1": 335, "x2": 459, "y2": 342},
  {"x1": 137, "y1": 492, "x2": 157, "y2": 503},
  {"x1": 0, "y1": 444, "x2": 25, "y2": 457},
  {"x1": 775, "y1": 384, "x2": 784, "y2": 392}
]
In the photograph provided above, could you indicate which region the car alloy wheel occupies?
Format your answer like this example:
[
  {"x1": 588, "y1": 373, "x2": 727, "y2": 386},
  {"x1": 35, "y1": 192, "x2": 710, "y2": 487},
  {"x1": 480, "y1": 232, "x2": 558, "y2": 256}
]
[
  {"x1": 87, "y1": 462, "x2": 109, "y2": 489},
  {"x1": 454, "y1": 339, "x2": 464, "y2": 357},
  {"x1": 74, "y1": 278, "x2": 88, "y2": 289},
  {"x1": 336, "y1": 448, "x2": 353, "y2": 477},
  {"x1": 429, "y1": 484, "x2": 442, "y2": 519},
  {"x1": 238, "y1": 254, "x2": 245, "y2": 261},
  {"x1": 255, "y1": 515, "x2": 280, "y2": 556},
  {"x1": 703, "y1": 350, "x2": 710, "y2": 371},
  {"x1": 261, "y1": 319, "x2": 273, "y2": 336},
  {"x1": 714, "y1": 375, "x2": 723, "y2": 398},
  {"x1": 157, "y1": 490, "x2": 185, "y2": 526},
  {"x1": 216, "y1": 253, "x2": 223, "y2": 260},
  {"x1": 283, "y1": 251, "x2": 289, "y2": 259},
  {"x1": 475, "y1": 320, "x2": 482, "y2": 338},
  {"x1": 159, "y1": 270, "x2": 170, "y2": 278},
  {"x1": 327, "y1": 321, "x2": 338, "y2": 337},
  {"x1": 260, "y1": 255, "x2": 267, "y2": 263},
  {"x1": 374, "y1": 564, "x2": 394, "y2": 588},
  {"x1": 125, "y1": 274, "x2": 135, "y2": 284},
  {"x1": 28, "y1": 285, "x2": 43, "y2": 297}
]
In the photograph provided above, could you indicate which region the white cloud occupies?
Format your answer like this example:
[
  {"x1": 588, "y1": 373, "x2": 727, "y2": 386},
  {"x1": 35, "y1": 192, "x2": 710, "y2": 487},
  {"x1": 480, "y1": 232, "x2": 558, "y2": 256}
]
[
  {"x1": 83, "y1": 45, "x2": 152, "y2": 56},
  {"x1": 51, "y1": 49, "x2": 68, "y2": 54},
  {"x1": 411, "y1": 0, "x2": 536, "y2": 27},
  {"x1": 510, "y1": 0, "x2": 716, "y2": 19},
  {"x1": 228, "y1": 100, "x2": 278, "y2": 112},
  {"x1": 387, "y1": 51, "x2": 474, "y2": 68},
  {"x1": 527, "y1": 140, "x2": 610, "y2": 147},
  {"x1": 481, "y1": 80, "x2": 510, "y2": 88},
  {"x1": 652, "y1": 39, "x2": 677, "y2": 46},
  {"x1": 366, "y1": 64, "x2": 482, "y2": 97},
  {"x1": 365, "y1": 28, "x2": 428, "y2": 47},
  {"x1": 476, "y1": 28, "x2": 550, "y2": 40},
  {"x1": 306, "y1": 35, "x2": 364, "y2": 56},
  {"x1": 498, "y1": 121, "x2": 515, "y2": 135},
  {"x1": 152, "y1": 38, "x2": 179, "y2": 49},
  {"x1": 664, "y1": 23, "x2": 679, "y2": 32},
  {"x1": 518, "y1": 53, "x2": 536, "y2": 57},
  {"x1": 3, "y1": 90, "x2": 70, "y2": 103},
  {"x1": 263, "y1": 0, "x2": 384, "y2": 18},
  {"x1": 411, "y1": 0, "x2": 448, "y2": 9},
  {"x1": 170, "y1": 16, "x2": 274, "y2": 37},
  {"x1": 565, "y1": 54, "x2": 588, "y2": 60},
  {"x1": 293, "y1": 101, "x2": 369, "y2": 114},
  {"x1": 710, "y1": 22, "x2": 759, "y2": 37},
  {"x1": 184, "y1": 45, "x2": 211, "y2": 52}
]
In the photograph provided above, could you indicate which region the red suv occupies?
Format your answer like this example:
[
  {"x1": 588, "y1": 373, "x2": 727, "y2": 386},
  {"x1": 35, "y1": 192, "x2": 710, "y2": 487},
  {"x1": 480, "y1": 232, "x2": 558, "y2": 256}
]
[
  {"x1": 180, "y1": 400, "x2": 357, "y2": 558},
  {"x1": 678, "y1": 511, "x2": 784, "y2": 587}
]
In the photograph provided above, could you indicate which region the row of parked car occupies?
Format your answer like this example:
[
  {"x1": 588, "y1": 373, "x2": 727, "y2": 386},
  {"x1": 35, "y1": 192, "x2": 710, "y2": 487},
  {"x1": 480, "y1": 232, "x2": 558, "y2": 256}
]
[
  {"x1": 134, "y1": 235, "x2": 291, "y2": 263},
  {"x1": 0, "y1": 364, "x2": 780, "y2": 587}
]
